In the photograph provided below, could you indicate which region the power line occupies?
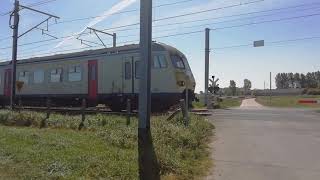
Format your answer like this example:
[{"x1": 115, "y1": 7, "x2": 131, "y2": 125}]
[
  {"x1": 212, "y1": 36, "x2": 320, "y2": 50},
  {"x1": 97, "y1": 3, "x2": 320, "y2": 33},
  {"x1": 2, "y1": 35, "x2": 320, "y2": 62},
  {"x1": 51, "y1": 0, "x2": 196, "y2": 25},
  {"x1": 0, "y1": 0, "x2": 196, "y2": 41},
  {"x1": 100, "y1": 0, "x2": 264, "y2": 32},
  {"x1": 0, "y1": 0, "x2": 58, "y2": 16},
  {"x1": 0, "y1": 0, "x2": 59, "y2": 41},
  {"x1": 0, "y1": 0, "x2": 264, "y2": 48},
  {"x1": 2, "y1": 3, "x2": 320, "y2": 53},
  {"x1": 211, "y1": 13, "x2": 320, "y2": 31}
]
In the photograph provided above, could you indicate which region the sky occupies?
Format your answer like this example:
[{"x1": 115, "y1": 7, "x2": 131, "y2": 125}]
[{"x1": 0, "y1": 0, "x2": 319, "y2": 93}]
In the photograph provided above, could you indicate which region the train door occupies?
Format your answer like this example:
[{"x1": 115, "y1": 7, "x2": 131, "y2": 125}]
[
  {"x1": 88, "y1": 60, "x2": 98, "y2": 101},
  {"x1": 4, "y1": 69, "x2": 12, "y2": 97},
  {"x1": 123, "y1": 56, "x2": 135, "y2": 94},
  {"x1": 134, "y1": 56, "x2": 141, "y2": 93}
]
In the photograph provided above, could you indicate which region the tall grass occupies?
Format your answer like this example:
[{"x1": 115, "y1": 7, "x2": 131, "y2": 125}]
[{"x1": 0, "y1": 110, "x2": 214, "y2": 179}]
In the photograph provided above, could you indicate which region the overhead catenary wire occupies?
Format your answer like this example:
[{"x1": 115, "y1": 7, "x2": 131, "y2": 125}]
[
  {"x1": 1, "y1": 10, "x2": 320, "y2": 53},
  {"x1": 0, "y1": 0, "x2": 59, "y2": 41},
  {"x1": 7, "y1": 12, "x2": 320, "y2": 55},
  {"x1": 0, "y1": 0, "x2": 207, "y2": 41},
  {"x1": 1, "y1": 0, "x2": 319, "y2": 42},
  {"x1": 53, "y1": 0, "x2": 197, "y2": 25},
  {"x1": 99, "y1": 0, "x2": 264, "y2": 32},
  {"x1": 0, "y1": 0, "x2": 58, "y2": 16},
  {"x1": 0, "y1": 0, "x2": 279, "y2": 46},
  {"x1": 2, "y1": 35, "x2": 320, "y2": 62},
  {"x1": 212, "y1": 36, "x2": 320, "y2": 50}
]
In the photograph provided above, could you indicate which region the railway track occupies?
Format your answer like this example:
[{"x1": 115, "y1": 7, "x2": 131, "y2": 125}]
[{"x1": 4, "y1": 106, "x2": 138, "y2": 116}]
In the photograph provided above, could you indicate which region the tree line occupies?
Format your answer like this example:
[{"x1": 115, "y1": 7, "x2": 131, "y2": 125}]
[{"x1": 275, "y1": 71, "x2": 320, "y2": 89}]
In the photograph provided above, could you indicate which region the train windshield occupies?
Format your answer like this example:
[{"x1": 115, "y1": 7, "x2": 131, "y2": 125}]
[{"x1": 171, "y1": 55, "x2": 185, "y2": 69}]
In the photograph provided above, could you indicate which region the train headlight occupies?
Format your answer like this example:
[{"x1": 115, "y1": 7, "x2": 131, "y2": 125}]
[{"x1": 177, "y1": 81, "x2": 185, "y2": 87}]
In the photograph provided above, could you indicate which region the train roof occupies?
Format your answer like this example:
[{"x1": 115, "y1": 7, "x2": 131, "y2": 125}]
[{"x1": 0, "y1": 42, "x2": 182, "y2": 66}]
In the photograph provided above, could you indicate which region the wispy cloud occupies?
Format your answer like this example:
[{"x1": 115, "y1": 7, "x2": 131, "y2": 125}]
[{"x1": 54, "y1": 0, "x2": 137, "y2": 49}]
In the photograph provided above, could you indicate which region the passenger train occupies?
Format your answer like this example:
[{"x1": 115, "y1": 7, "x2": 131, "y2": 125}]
[{"x1": 0, "y1": 42, "x2": 196, "y2": 111}]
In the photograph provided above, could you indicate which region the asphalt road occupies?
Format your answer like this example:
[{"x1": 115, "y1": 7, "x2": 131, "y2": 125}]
[{"x1": 206, "y1": 99, "x2": 320, "y2": 180}]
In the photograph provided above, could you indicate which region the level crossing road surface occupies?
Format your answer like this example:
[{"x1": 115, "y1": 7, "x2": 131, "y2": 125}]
[{"x1": 206, "y1": 99, "x2": 320, "y2": 180}]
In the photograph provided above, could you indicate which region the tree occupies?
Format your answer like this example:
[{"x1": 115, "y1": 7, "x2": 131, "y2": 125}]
[
  {"x1": 243, "y1": 79, "x2": 252, "y2": 95},
  {"x1": 300, "y1": 73, "x2": 306, "y2": 88},
  {"x1": 293, "y1": 73, "x2": 300, "y2": 88},
  {"x1": 288, "y1": 72, "x2": 294, "y2": 88},
  {"x1": 275, "y1": 73, "x2": 282, "y2": 89},
  {"x1": 316, "y1": 71, "x2": 320, "y2": 88},
  {"x1": 229, "y1": 80, "x2": 237, "y2": 96}
]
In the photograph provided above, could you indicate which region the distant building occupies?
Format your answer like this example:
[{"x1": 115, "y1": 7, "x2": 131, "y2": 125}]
[{"x1": 290, "y1": 81, "x2": 301, "y2": 89}]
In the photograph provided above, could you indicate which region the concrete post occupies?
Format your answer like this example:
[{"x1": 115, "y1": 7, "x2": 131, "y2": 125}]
[{"x1": 205, "y1": 28, "x2": 210, "y2": 108}]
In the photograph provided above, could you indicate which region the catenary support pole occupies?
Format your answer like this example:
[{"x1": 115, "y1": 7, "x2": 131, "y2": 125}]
[
  {"x1": 10, "y1": 0, "x2": 19, "y2": 110},
  {"x1": 205, "y1": 28, "x2": 210, "y2": 107},
  {"x1": 139, "y1": 0, "x2": 160, "y2": 180},
  {"x1": 113, "y1": 33, "x2": 117, "y2": 47}
]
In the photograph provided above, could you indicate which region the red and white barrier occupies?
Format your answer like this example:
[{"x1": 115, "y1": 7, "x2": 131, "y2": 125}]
[{"x1": 298, "y1": 99, "x2": 320, "y2": 104}]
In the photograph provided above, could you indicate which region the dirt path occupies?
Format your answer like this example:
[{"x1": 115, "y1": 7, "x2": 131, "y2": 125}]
[{"x1": 239, "y1": 98, "x2": 264, "y2": 109}]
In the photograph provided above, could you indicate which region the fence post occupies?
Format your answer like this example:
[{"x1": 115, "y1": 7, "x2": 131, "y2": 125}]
[
  {"x1": 126, "y1": 99, "x2": 131, "y2": 126},
  {"x1": 180, "y1": 99, "x2": 189, "y2": 126},
  {"x1": 78, "y1": 98, "x2": 86, "y2": 130},
  {"x1": 40, "y1": 98, "x2": 50, "y2": 128}
]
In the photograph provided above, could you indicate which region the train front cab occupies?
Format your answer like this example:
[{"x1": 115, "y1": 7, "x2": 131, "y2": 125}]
[{"x1": 170, "y1": 51, "x2": 196, "y2": 106}]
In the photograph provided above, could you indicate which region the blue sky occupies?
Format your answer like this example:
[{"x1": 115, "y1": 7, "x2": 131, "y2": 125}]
[{"x1": 1, "y1": 0, "x2": 319, "y2": 92}]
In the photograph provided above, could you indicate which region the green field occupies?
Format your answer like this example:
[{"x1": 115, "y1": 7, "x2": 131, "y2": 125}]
[
  {"x1": 256, "y1": 96, "x2": 320, "y2": 108},
  {"x1": 0, "y1": 111, "x2": 214, "y2": 179},
  {"x1": 192, "y1": 98, "x2": 242, "y2": 109},
  {"x1": 219, "y1": 98, "x2": 242, "y2": 109}
]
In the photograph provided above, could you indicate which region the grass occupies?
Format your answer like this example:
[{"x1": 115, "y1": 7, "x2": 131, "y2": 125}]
[
  {"x1": 0, "y1": 110, "x2": 214, "y2": 179},
  {"x1": 192, "y1": 101, "x2": 206, "y2": 109},
  {"x1": 192, "y1": 98, "x2": 242, "y2": 109},
  {"x1": 256, "y1": 96, "x2": 320, "y2": 108},
  {"x1": 218, "y1": 98, "x2": 242, "y2": 109}
]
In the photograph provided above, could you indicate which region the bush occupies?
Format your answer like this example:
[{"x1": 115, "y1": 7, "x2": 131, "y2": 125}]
[{"x1": 304, "y1": 88, "x2": 320, "y2": 95}]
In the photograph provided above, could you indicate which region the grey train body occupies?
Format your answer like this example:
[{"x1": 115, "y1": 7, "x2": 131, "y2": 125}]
[{"x1": 0, "y1": 42, "x2": 196, "y2": 111}]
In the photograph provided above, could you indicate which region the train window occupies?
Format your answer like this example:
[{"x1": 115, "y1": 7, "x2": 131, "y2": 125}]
[
  {"x1": 18, "y1": 71, "x2": 30, "y2": 85},
  {"x1": 153, "y1": 56, "x2": 161, "y2": 69},
  {"x1": 135, "y1": 61, "x2": 141, "y2": 79},
  {"x1": 68, "y1": 65, "x2": 82, "y2": 82},
  {"x1": 153, "y1": 55, "x2": 167, "y2": 69},
  {"x1": 125, "y1": 62, "x2": 131, "y2": 79},
  {"x1": 171, "y1": 55, "x2": 185, "y2": 69},
  {"x1": 50, "y1": 68, "x2": 63, "y2": 83},
  {"x1": 158, "y1": 55, "x2": 168, "y2": 68},
  {"x1": 34, "y1": 70, "x2": 44, "y2": 84}
]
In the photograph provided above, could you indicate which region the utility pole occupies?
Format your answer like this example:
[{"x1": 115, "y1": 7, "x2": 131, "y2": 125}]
[
  {"x1": 264, "y1": 81, "x2": 266, "y2": 96},
  {"x1": 9, "y1": 0, "x2": 59, "y2": 110},
  {"x1": 270, "y1": 72, "x2": 272, "y2": 102},
  {"x1": 205, "y1": 28, "x2": 210, "y2": 107},
  {"x1": 10, "y1": 0, "x2": 19, "y2": 110},
  {"x1": 139, "y1": 0, "x2": 159, "y2": 179}
]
